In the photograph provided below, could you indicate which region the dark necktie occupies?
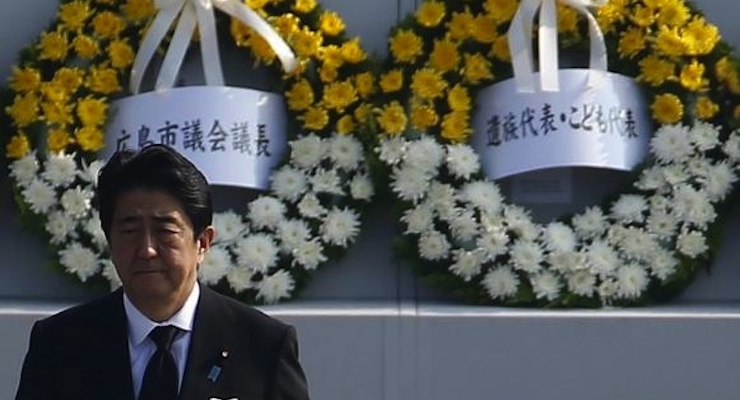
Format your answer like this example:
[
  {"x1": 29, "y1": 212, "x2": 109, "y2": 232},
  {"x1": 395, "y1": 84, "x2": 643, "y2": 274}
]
[{"x1": 139, "y1": 325, "x2": 181, "y2": 400}]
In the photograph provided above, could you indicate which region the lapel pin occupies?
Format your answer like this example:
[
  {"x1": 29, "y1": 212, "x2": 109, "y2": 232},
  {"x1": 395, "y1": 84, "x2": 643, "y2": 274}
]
[
  {"x1": 221, "y1": 350, "x2": 229, "y2": 358},
  {"x1": 207, "y1": 365, "x2": 222, "y2": 383}
]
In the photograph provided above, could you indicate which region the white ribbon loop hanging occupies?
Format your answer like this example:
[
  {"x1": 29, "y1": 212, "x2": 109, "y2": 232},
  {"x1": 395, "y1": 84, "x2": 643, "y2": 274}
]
[
  {"x1": 507, "y1": 0, "x2": 608, "y2": 92},
  {"x1": 130, "y1": 0, "x2": 298, "y2": 94}
]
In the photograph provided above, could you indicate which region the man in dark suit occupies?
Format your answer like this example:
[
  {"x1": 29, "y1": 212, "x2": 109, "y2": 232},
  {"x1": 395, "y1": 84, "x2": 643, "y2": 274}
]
[{"x1": 15, "y1": 144, "x2": 310, "y2": 400}]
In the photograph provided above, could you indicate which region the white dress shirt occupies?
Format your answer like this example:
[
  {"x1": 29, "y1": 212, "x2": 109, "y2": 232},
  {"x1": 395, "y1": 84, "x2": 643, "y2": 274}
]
[{"x1": 124, "y1": 283, "x2": 200, "y2": 399}]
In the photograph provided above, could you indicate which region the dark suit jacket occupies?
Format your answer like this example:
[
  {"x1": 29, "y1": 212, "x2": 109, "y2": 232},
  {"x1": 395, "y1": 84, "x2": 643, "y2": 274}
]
[{"x1": 14, "y1": 286, "x2": 310, "y2": 400}]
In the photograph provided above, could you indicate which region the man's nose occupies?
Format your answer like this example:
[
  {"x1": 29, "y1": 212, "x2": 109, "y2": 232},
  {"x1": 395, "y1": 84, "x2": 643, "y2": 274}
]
[{"x1": 135, "y1": 231, "x2": 158, "y2": 259}]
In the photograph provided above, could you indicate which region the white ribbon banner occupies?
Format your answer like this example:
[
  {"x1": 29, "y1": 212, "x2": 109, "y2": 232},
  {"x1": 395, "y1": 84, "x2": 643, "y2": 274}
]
[
  {"x1": 130, "y1": 0, "x2": 297, "y2": 94},
  {"x1": 103, "y1": 86, "x2": 287, "y2": 190},
  {"x1": 507, "y1": 0, "x2": 608, "y2": 92},
  {"x1": 471, "y1": 70, "x2": 652, "y2": 180}
]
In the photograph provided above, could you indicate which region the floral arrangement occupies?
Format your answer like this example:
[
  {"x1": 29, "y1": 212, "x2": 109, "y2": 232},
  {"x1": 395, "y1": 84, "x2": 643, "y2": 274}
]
[
  {"x1": 373, "y1": 0, "x2": 740, "y2": 307},
  {"x1": 2, "y1": 0, "x2": 378, "y2": 304}
]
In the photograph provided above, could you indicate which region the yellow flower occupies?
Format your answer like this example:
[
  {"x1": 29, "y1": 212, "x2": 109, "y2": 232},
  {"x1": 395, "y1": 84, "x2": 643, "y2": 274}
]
[
  {"x1": 355, "y1": 72, "x2": 376, "y2": 99},
  {"x1": 376, "y1": 101, "x2": 408, "y2": 136},
  {"x1": 47, "y1": 128, "x2": 72, "y2": 153},
  {"x1": 410, "y1": 101, "x2": 438, "y2": 131},
  {"x1": 73, "y1": 35, "x2": 99, "y2": 59},
  {"x1": 246, "y1": 0, "x2": 269, "y2": 8},
  {"x1": 447, "y1": 9, "x2": 473, "y2": 41},
  {"x1": 683, "y1": 17, "x2": 720, "y2": 56},
  {"x1": 638, "y1": 56, "x2": 675, "y2": 86},
  {"x1": 75, "y1": 126, "x2": 105, "y2": 151},
  {"x1": 108, "y1": 40, "x2": 135, "y2": 69},
  {"x1": 272, "y1": 14, "x2": 301, "y2": 38},
  {"x1": 6, "y1": 134, "x2": 31, "y2": 159},
  {"x1": 9, "y1": 67, "x2": 41, "y2": 93},
  {"x1": 714, "y1": 57, "x2": 736, "y2": 83},
  {"x1": 380, "y1": 69, "x2": 404, "y2": 93},
  {"x1": 389, "y1": 29, "x2": 423, "y2": 63},
  {"x1": 354, "y1": 103, "x2": 371, "y2": 123},
  {"x1": 292, "y1": 0, "x2": 317, "y2": 14},
  {"x1": 693, "y1": 96, "x2": 719, "y2": 120},
  {"x1": 411, "y1": 68, "x2": 448, "y2": 101},
  {"x1": 340, "y1": 38, "x2": 367, "y2": 64},
  {"x1": 462, "y1": 53, "x2": 493, "y2": 84},
  {"x1": 52, "y1": 68, "x2": 84, "y2": 94},
  {"x1": 336, "y1": 115, "x2": 356, "y2": 135},
  {"x1": 491, "y1": 36, "x2": 510, "y2": 62},
  {"x1": 77, "y1": 97, "x2": 108, "y2": 126},
  {"x1": 654, "y1": 26, "x2": 686, "y2": 57},
  {"x1": 470, "y1": 15, "x2": 497, "y2": 44},
  {"x1": 679, "y1": 60, "x2": 708, "y2": 92},
  {"x1": 286, "y1": 79, "x2": 314, "y2": 111},
  {"x1": 42, "y1": 101, "x2": 74, "y2": 126},
  {"x1": 300, "y1": 106, "x2": 329, "y2": 131},
  {"x1": 322, "y1": 81, "x2": 358, "y2": 112},
  {"x1": 631, "y1": 5, "x2": 655, "y2": 27},
  {"x1": 447, "y1": 84, "x2": 471, "y2": 112},
  {"x1": 483, "y1": 0, "x2": 518, "y2": 23},
  {"x1": 651, "y1": 93, "x2": 684, "y2": 124},
  {"x1": 557, "y1": 3, "x2": 580, "y2": 35},
  {"x1": 429, "y1": 38, "x2": 459, "y2": 73},
  {"x1": 59, "y1": 1, "x2": 91, "y2": 31},
  {"x1": 320, "y1": 45, "x2": 344, "y2": 69},
  {"x1": 618, "y1": 27, "x2": 647, "y2": 58},
  {"x1": 40, "y1": 82, "x2": 69, "y2": 103},
  {"x1": 440, "y1": 111, "x2": 471, "y2": 143},
  {"x1": 416, "y1": 1, "x2": 446, "y2": 28},
  {"x1": 319, "y1": 11, "x2": 345, "y2": 36},
  {"x1": 318, "y1": 65, "x2": 338, "y2": 83},
  {"x1": 122, "y1": 0, "x2": 156, "y2": 22},
  {"x1": 247, "y1": 30, "x2": 277, "y2": 65},
  {"x1": 38, "y1": 31, "x2": 69, "y2": 61},
  {"x1": 291, "y1": 27, "x2": 323, "y2": 58},
  {"x1": 92, "y1": 12, "x2": 125, "y2": 39},
  {"x1": 88, "y1": 67, "x2": 121, "y2": 94},
  {"x1": 596, "y1": 0, "x2": 628, "y2": 33},
  {"x1": 656, "y1": 0, "x2": 690, "y2": 27},
  {"x1": 7, "y1": 93, "x2": 39, "y2": 127}
]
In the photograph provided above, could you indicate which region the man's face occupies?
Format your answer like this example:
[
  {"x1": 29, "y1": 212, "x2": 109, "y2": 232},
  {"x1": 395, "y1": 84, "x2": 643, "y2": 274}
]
[{"x1": 109, "y1": 189, "x2": 212, "y2": 314}]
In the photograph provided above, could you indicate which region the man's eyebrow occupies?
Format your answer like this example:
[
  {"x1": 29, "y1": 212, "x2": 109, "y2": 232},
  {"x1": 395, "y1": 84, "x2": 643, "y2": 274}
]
[{"x1": 115, "y1": 214, "x2": 181, "y2": 224}]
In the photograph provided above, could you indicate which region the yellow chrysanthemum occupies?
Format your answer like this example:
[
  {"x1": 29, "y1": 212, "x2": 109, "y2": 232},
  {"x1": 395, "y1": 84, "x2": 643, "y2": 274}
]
[
  {"x1": 47, "y1": 128, "x2": 72, "y2": 153},
  {"x1": 693, "y1": 96, "x2": 720, "y2": 120},
  {"x1": 245, "y1": 0, "x2": 269, "y2": 9},
  {"x1": 727, "y1": 74, "x2": 740, "y2": 95},
  {"x1": 643, "y1": 0, "x2": 668, "y2": 9},
  {"x1": 77, "y1": 97, "x2": 107, "y2": 126},
  {"x1": 638, "y1": 56, "x2": 675, "y2": 86},
  {"x1": 122, "y1": 0, "x2": 156, "y2": 22},
  {"x1": 247, "y1": 30, "x2": 277, "y2": 65},
  {"x1": 462, "y1": 53, "x2": 494, "y2": 84},
  {"x1": 654, "y1": 26, "x2": 686, "y2": 57},
  {"x1": 40, "y1": 82, "x2": 69, "y2": 103},
  {"x1": 319, "y1": 11, "x2": 345, "y2": 36},
  {"x1": 440, "y1": 111, "x2": 471, "y2": 143},
  {"x1": 429, "y1": 38, "x2": 459, "y2": 73},
  {"x1": 470, "y1": 15, "x2": 497, "y2": 44},
  {"x1": 6, "y1": 134, "x2": 31, "y2": 159},
  {"x1": 7, "y1": 93, "x2": 39, "y2": 127},
  {"x1": 410, "y1": 101, "x2": 438, "y2": 131},
  {"x1": 656, "y1": 0, "x2": 690, "y2": 27},
  {"x1": 38, "y1": 31, "x2": 69, "y2": 61},
  {"x1": 87, "y1": 67, "x2": 121, "y2": 94},
  {"x1": 340, "y1": 38, "x2": 367, "y2": 64},
  {"x1": 447, "y1": 84, "x2": 471, "y2": 112},
  {"x1": 651, "y1": 93, "x2": 684, "y2": 124},
  {"x1": 108, "y1": 40, "x2": 135, "y2": 69},
  {"x1": 336, "y1": 115, "x2": 356, "y2": 135},
  {"x1": 9, "y1": 67, "x2": 41, "y2": 93},
  {"x1": 411, "y1": 68, "x2": 448, "y2": 101},
  {"x1": 557, "y1": 3, "x2": 580, "y2": 35},
  {"x1": 59, "y1": 1, "x2": 91, "y2": 31},
  {"x1": 292, "y1": 0, "x2": 317, "y2": 14},
  {"x1": 354, "y1": 103, "x2": 371, "y2": 123},
  {"x1": 322, "y1": 81, "x2": 358, "y2": 112},
  {"x1": 42, "y1": 101, "x2": 74, "y2": 126},
  {"x1": 631, "y1": 5, "x2": 655, "y2": 27},
  {"x1": 491, "y1": 36, "x2": 510, "y2": 62},
  {"x1": 683, "y1": 17, "x2": 720, "y2": 56},
  {"x1": 389, "y1": 29, "x2": 423, "y2": 63},
  {"x1": 618, "y1": 27, "x2": 647, "y2": 58},
  {"x1": 355, "y1": 72, "x2": 376, "y2": 99},
  {"x1": 318, "y1": 65, "x2": 338, "y2": 83},
  {"x1": 73, "y1": 35, "x2": 99, "y2": 59},
  {"x1": 416, "y1": 1, "x2": 446, "y2": 28},
  {"x1": 380, "y1": 69, "x2": 404, "y2": 93},
  {"x1": 52, "y1": 68, "x2": 84, "y2": 94},
  {"x1": 596, "y1": 0, "x2": 628, "y2": 33},
  {"x1": 75, "y1": 126, "x2": 105, "y2": 151},
  {"x1": 291, "y1": 27, "x2": 323, "y2": 58},
  {"x1": 447, "y1": 9, "x2": 473, "y2": 41},
  {"x1": 483, "y1": 0, "x2": 518, "y2": 23},
  {"x1": 91, "y1": 12, "x2": 125, "y2": 39},
  {"x1": 300, "y1": 106, "x2": 329, "y2": 131},
  {"x1": 679, "y1": 60, "x2": 708, "y2": 92},
  {"x1": 714, "y1": 57, "x2": 736, "y2": 82},
  {"x1": 285, "y1": 79, "x2": 314, "y2": 111},
  {"x1": 376, "y1": 101, "x2": 408, "y2": 136},
  {"x1": 319, "y1": 45, "x2": 344, "y2": 69}
]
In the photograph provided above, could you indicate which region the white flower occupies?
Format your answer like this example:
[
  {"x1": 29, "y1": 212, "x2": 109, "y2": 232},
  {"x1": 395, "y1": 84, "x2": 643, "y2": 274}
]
[
  {"x1": 59, "y1": 242, "x2": 100, "y2": 282},
  {"x1": 376, "y1": 136, "x2": 407, "y2": 165},
  {"x1": 46, "y1": 211, "x2": 77, "y2": 245},
  {"x1": 101, "y1": 260, "x2": 122, "y2": 291},
  {"x1": 392, "y1": 166, "x2": 431, "y2": 203},
  {"x1": 311, "y1": 168, "x2": 343, "y2": 195},
  {"x1": 426, "y1": 182, "x2": 457, "y2": 218},
  {"x1": 290, "y1": 134, "x2": 324, "y2": 169},
  {"x1": 256, "y1": 270, "x2": 295, "y2": 304},
  {"x1": 646, "y1": 209, "x2": 678, "y2": 239},
  {"x1": 476, "y1": 226, "x2": 510, "y2": 260},
  {"x1": 277, "y1": 219, "x2": 311, "y2": 253},
  {"x1": 22, "y1": 179, "x2": 56, "y2": 214},
  {"x1": 60, "y1": 186, "x2": 94, "y2": 217},
  {"x1": 42, "y1": 152, "x2": 78, "y2": 187},
  {"x1": 482, "y1": 267, "x2": 519, "y2": 300},
  {"x1": 616, "y1": 263, "x2": 648, "y2": 299},
  {"x1": 547, "y1": 251, "x2": 586, "y2": 274},
  {"x1": 448, "y1": 208, "x2": 478, "y2": 243},
  {"x1": 10, "y1": 152, "x2": 39, "y2": 186},
  {"x1": 402, "y1": 204, "x2": 435, "y2": 234},
  {"x1": 699, "y1": 161, "x2": 736, "y2": 201},
  {"x1": 503, "y1": 205, "x2": 537, "y2": 239},
  {"x1": 84, "y1": 211, "x2": 107, "y2": 250},
  {"x1": 446, "y1": 144, "x2": 480, "y2": 179},
  {"x1": 618, "y1": 227, "x2": 657, "y2": 261},
  {"x1": 510, "y1": 240, "x2": 544, "y2": 274},
  {"x1": 650, "y1": 124, "x2": 693, "y2": 164},
  {"x1": 292, "y1": 239, "x2": 326, "y2": 270},
  {"x1": 672, "y1": 185, "x2": 716, "y2": 228},
  {"x1": 722, "y1": 131, "x2": 740, "y2": 162},
  {"x1": 270, "y1": 167, "x2": 308, "y2": 203},
  {"x1": 586, "y1": 240, "x2": 619, "y2": 277},
  {"x1": 349, "y1": 174, "x2": 374, "y2": 200},
  {"x1": 328, "y1": 134, "x2": 363, "y2": 170},
  {"x1": 662, "y1": 164, "x2": 690, "y2": 185},
  {"x1": 449, "y1": 249, "x2": 485, "y2": 281},
  {"x1": 248, "y1": 196, "x2": 286, "y2": 229},
  {"x1": 530, "y1": 272, "x2": 561, "y2": 301},
  {"x1": 690, "y1": 121, "x2": 720, "y2": 151},
  {"x1": 199, "y1": 246, "x2": 231, "y2": 285},
  {"x1": 460, "y1": 181, "x2": 502, "y2": 214},
  {"x1": 567, "y1": 270, "x2": 596, "y2": 297},
  {"x1": 213, "y1": 211, "x2": 247, "y2": 243},
  {"x1": 572, "y1": 207, "x2": 608, "y2": 239},
  {"x1": 650, "y1": 195, "x2": 671, "y2": 212},
  {"x1": 542, "y1": 222, "x2": 576, "y2": 253},
  {"x1": 234, "y1": 233, "x2": 278, "y2": 273},
  {"x1": 297, "y1": 193, "x2": 326, "y2": 219},
  {"x1": 321, "y1": 207, "x2": 360, "y2": 247},
  {"x1": 676, "y1": 229, "x2": 708, "y2": 258},
  {"x1": 649, "y1": 249, "x2": 678, "y2": 281},
  {"x1": 404, "y1": 136, "x2": 444, "y2": 174},
  {"x1": 611, "y1": 194, "x2": 647, "y2": 224},
  {"x1": 598, "y1": 279, "x2": 619, "y2": 304},
  {"x1": 418, "y1": 231, "x2": 451, "y2": 261},
  {"x1": 226, "y1": 266, "x2": 254, "y2": 292},
  {"x1": 636, "y1": 166, "x2": 667, "y2": 192},
  {"x1": 79, "y1": 159, "x2": 105, "y2": 185}
]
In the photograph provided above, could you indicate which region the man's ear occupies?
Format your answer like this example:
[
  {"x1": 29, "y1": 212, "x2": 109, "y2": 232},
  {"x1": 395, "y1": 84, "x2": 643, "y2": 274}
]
[{"x1": 197, "y1": 226, "x2": 216, "y2": 254}]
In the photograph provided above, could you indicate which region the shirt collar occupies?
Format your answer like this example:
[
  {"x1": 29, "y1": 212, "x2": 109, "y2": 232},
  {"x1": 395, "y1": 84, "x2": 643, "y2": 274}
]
[{"x1": 124, "y1": 283, "x2": 200, "y2": 347}]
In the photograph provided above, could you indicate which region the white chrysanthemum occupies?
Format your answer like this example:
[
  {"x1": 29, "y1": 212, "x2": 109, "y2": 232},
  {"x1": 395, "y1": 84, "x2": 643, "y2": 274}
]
[
  {"x1": 482, "y1": 267, "x2": 519, "y2": 300},
  {"x1": 418, "y1": 230, "x2": 451, "y2": 261},
  {"x1": 687, "y1": 157, "x2": 712, "y2": 178},
  {"x1": 10, "y1": 152, "x2": 39, "y2": 187},
  {"x1": 292, "y1": 239, "x2": 326, "y2": 270},
  {"x1": 297, "y1": 193, "x2": 326, "y2": 219},
  {"x1": 404, "y1": 136, "x2": 444, "y2": 174},
  {"x1": 199, "y1": 246, "x2": 231, "y2": 285},
  {"x1": 503, "y1": 205, "x2": 536, "y2": 240},
  {"x1": 392, "y1": 166, "x2": 430, "y2": 203},
  {"x1": 290, "y1": 134, "x2": 324, "y2": 169},
  {"x1": 248, "y1": 196, "x2": 286, "y2": 229},
  {"x1": 22, "y1": 179, "x2": 56, "y2": 214},
  {"x1": 616, "y1": 263, "x2": 649, "y2": 299},
  {"x1": 328, "y1": 134, "x2": 363, "y2": 170},
  {"x1": 542, "y1": 222, "x2": 576, "y2": 253},
  {"x1": 649, "y1": 249, "x2": 679, "y2": 281},
  {"x1": 510, "y1": 240, "x2": 544, "y2": 274},
  {"x1": 567, "y1": 270, "x2": 596, "y2": 297},
  {"x1": 234, "y1": 233, "x2": 278, "y2": 273},
  {"x1": 611, "y1": 194, "x2": 647, "y2": 223},
  {"x1": 676, "y1": 229, "x2": 708, "y2": 258},
  {"x1": 426, "y1": 182, "x2": 457, "y2": 219},
  {"x1": 46, "y1": 211, "x2": 77, "y2": 245},
  {"x1": 650, "y1": 195, "x2": 671, "y2": 212},
  {"x1": 79, "y1": 159, "x2": 105, "y2": 185},
  {"x1": 598, "y1": 279, "x2": 619, "y2": 304},
  {"x1": 213, "y1": 211, "x2": 247, "y2": 244},
  {"x1": 321, "y1": 207, "x2": 360, "y2": 247},
  {"x1": 100, "y1": 259, "x2": 122, "y2": 291},
  {"x1": 699, "y1": 161, "x2": 737, "y2": 201},
  {"x1": 226, "y1": 266, "x2": 254, "y2": 292},
  {"x1": 672, "y1": 185, "x2": 716, "y2": 228},
  {"x1": 460, "y1": 181, "x2": 502, "y2": 214},
  {"x1": 572, "y1": 207, "x2": 608, "y2": 239},
  {"x1": 690, "y1": 121, "x2": 721, "y2": 151},
  {"x1": 547, "y1": 251, "x2": 586, "y2": 274},
  {"x1": 376, "y1": 136, "x2": 408, "y2": 165},
  {"x1": 60, "y1": 186, "x2": 93, "y2": 217},
  {"x1": 270, "y1": 167, "x2": 308, "y2": 203},
  {"x1": 650, "y1": 124, "x2": 693, "y2": 164},
  {"x1": 59, "y1": 242, "x2": 100, "y2": 282},
  {"x1": 476, "y1": 226, "x2": 510, "y2": 261},
  {"x1": 84, "y1": 211, "x2": 107, "y2": 250},
  {"x1": 349, "y1": 174, "x2": 374, "y2": 200},
  {"x1": 586, "y1": 240, "x2": 620, "y2": 277},
  {"x1": 256, "y1": 270, "x2": 295, "y2": 304},
  {"x1": 42, "y1": 152, "x2": 78, "y2": 187},
  {"x1": 277, "y1": 219, "x2": 311, "y2": 253},
  {"x1": 449, "y1": 249, "x2": 485, "y2": 281},
  {"x1": 311, "y1": 168, "x2": 343, "y2": 195},
  {"x1": 449, "y1": 208, "x2": 478, "y2": 243},
  {"x1": 662, "y1": 164, "x2": 690, "y2": 185},
  {"x1": 401, "y1": 203, "x2": 435, "y2": 234},
  {"x1": 636, "y1": 166, "x2": 668, "y2": 192},
  {"x1": 618, "y1": 227, "x2": 657, "y2": 261},
  {"x1": 446, "y1": 144, "x2": 480, "y2": 179},
  {"x1": 530, "y1": 272, "x2": 561, "y2": 301},
  {"x1": 646, "y1": 209, "x2": 678, "y2": 239},
  {"x1": 722, "y1": 131, "x2": 740, "y2": 162}
]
